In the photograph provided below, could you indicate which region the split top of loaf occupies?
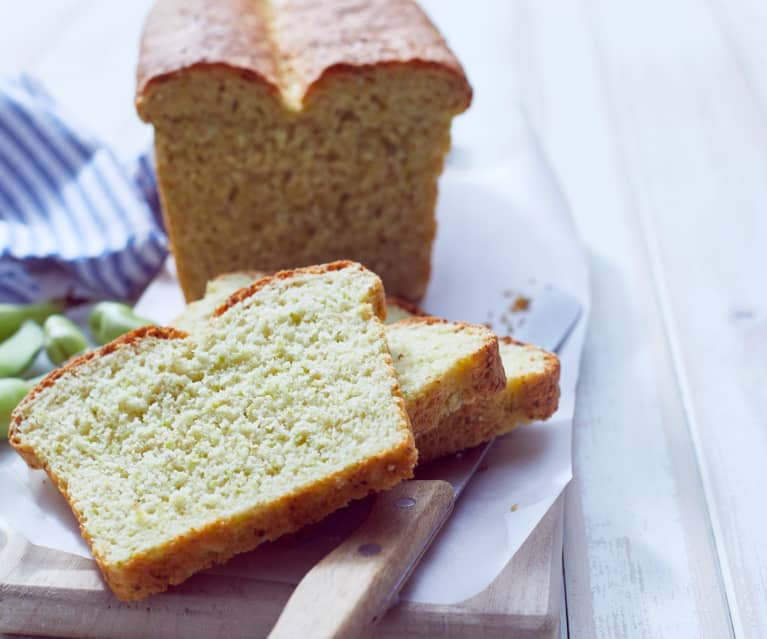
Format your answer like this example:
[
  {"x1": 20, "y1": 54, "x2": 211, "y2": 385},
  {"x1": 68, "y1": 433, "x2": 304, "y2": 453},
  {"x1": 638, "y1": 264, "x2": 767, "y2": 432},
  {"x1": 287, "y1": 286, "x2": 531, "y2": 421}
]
[
  {"x1": 136, "y1": 0, "x2": 472, "y2": 117},
  {"x1": 10, "y1": 262, "x2": 416, "y2": 600}
]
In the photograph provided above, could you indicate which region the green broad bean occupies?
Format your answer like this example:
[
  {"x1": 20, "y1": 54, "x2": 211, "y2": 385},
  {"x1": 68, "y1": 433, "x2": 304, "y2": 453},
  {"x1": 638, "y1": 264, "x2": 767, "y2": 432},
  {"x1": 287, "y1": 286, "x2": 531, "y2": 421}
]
[
  {"x1": 88, "y1": 302, "x2": 154, "y2": 345},
  {"x1": 0, "y1": 377, "x2": 34, "y2": 439},
  {"x1": 0, "y1": 320, "x2": 44, "y2": 378},
  {"x1": 0, "y1": 301, "x2": 63, "y2": 341},
  {"x1": 44, "y1": 315, "x2": 89, "y2": 365}
]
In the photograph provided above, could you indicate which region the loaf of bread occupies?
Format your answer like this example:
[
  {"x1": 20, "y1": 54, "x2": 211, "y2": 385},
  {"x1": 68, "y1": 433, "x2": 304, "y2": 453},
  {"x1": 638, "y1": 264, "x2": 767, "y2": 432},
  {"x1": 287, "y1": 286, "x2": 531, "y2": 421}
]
[
  {"x1": 175, "y1": 272, "x2": 507, "y2": 438},
  {"x1": 9, "y1": 262, "x2": 416, "y2": 601},
  {"x1": 136, "y1": 0, "x2": 472, "y2": 302}
]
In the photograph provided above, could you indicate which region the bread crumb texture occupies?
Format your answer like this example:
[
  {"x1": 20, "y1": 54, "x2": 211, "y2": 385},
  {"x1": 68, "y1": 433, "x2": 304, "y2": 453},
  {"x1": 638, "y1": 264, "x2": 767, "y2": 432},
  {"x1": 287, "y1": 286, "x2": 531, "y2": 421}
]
[
  {"x1": 385, "y1": 318, "x2": 506, "y2": 434},
  {"x1": 175, "y1": 276, "x2": 506, "y2": 437},
  {"x1": 10, "y1": 262, "x2": 415, "y2": 600}
]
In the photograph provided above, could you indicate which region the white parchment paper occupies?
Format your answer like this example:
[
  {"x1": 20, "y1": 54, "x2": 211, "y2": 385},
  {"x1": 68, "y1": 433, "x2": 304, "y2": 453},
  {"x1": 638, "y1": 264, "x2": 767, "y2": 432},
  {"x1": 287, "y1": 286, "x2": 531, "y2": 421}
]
[{"x1": 0, "y1": 2, "x2": 589, "y2": 606}]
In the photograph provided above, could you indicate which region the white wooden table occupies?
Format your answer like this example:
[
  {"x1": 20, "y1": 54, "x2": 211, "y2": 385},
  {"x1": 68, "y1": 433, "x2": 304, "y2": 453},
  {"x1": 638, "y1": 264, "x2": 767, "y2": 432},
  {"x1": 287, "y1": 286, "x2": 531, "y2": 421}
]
[{"x1": 1, "y1": 2, "x2": 765, "y2": 637}]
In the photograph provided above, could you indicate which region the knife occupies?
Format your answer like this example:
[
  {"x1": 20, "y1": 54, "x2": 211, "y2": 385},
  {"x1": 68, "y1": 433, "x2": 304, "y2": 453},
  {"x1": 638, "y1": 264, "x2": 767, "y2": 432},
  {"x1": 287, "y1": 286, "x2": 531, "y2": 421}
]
[{"x1": 268, "y1": 287, "x2": 581, "y2": 639}]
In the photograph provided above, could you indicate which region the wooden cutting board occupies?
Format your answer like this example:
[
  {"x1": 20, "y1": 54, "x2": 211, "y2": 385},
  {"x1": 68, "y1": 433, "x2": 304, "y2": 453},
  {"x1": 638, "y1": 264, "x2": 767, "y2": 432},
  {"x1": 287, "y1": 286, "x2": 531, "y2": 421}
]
[{"x1": 0, "y1": 495, "x2": 563, "y2": 639}]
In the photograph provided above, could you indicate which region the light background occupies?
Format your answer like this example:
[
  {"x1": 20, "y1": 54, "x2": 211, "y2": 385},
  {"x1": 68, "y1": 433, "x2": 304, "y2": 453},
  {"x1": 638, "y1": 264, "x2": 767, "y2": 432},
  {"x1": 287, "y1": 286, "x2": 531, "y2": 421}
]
[{"x1": 1, "y1": 2, "x2": 766, "y2": 637}]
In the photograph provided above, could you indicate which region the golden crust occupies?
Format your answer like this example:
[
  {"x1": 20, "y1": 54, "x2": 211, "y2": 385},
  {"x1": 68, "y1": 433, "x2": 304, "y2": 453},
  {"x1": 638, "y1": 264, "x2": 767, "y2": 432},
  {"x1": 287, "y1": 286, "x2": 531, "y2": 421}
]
[
  {"x1": 416, "y1": 339, "x2": 561, "y2": 463},
  {"x1": 9, "y1": 262, "x2": 415, "y2": 601},
  {"x1": 136, "y1": 0, "x2": 281, "y2": 115},
  {"x1": 136, "y1": 0, "x2": 471, "y2": 116},
  {"x1": 212, "y1": 261, "x2": 378, "y2": 317}
]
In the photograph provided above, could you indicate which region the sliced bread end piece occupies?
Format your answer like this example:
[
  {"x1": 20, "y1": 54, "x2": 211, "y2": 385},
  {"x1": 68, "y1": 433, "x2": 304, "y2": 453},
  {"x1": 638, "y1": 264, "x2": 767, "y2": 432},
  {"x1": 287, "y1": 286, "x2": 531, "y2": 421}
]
[
  {"x1": 416, "y1": 337, "x2": 560, "y2": 463},
  {"x1": 386, "y1": 317, "x2": 507, "y2": 436},
  {"x1": 384, "y1": 296, "x2": 428, "y2": 324}
]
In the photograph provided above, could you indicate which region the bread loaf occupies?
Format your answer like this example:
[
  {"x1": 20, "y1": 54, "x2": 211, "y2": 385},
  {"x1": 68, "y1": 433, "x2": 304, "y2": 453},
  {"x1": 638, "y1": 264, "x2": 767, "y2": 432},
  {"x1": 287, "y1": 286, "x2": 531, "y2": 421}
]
[
  {"x1": 136, "y1": 0, "x2": 472, "y2": 302},
  {"x1": 10, "y1": 262, "x2": 415, "y2": 600}
]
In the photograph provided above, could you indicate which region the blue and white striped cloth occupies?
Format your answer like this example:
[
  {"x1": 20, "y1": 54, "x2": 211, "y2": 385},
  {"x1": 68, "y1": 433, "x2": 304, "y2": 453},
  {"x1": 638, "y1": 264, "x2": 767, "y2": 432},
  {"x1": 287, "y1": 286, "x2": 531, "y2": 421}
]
[{"x1": 0, "y1": 75, "x2": 167, "y2": 303}]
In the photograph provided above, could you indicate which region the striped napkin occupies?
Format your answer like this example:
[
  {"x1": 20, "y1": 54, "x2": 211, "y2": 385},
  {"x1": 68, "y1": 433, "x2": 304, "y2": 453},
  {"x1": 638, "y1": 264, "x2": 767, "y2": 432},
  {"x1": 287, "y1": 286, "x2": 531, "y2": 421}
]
[{"x1": 0, "y1": 75, "x2": 167, "y2": 303}]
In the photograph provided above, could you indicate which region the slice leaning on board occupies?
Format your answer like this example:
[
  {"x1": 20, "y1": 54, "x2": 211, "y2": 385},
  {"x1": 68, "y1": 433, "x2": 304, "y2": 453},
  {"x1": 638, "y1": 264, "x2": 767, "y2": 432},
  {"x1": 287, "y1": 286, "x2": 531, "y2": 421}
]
[
  {"x1": 174, "y1": 270, "x2": 561, "y2": 462},
  {"x1": 10, "y1": 263, "x2": 417, "y2": 600}
]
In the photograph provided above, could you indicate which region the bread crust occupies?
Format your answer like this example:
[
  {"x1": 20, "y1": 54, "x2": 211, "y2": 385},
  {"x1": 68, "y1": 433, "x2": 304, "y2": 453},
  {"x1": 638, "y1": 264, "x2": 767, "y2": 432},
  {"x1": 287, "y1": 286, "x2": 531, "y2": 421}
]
[
  {"x1": 136, "y1": 0, "x2": 471, "y2": 117},
  {"x1": 29, "y1": 430, "x2": 415, "y2": 601},
  {"x1": 9, "y1": 262, "x2": 415, "y2": 600},
  {"x1": 212, "y1": 260, "x2": 385, "y2": 320},
  {"x1": 416, "y1": 338, "x2": 561, "y2": 463}
]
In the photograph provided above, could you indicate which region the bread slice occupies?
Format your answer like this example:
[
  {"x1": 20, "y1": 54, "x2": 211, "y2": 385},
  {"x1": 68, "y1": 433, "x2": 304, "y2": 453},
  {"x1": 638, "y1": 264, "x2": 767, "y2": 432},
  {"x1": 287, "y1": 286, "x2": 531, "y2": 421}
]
[
  {"x1": 384, "y1": 296, "x2": 428, "y2": 324},
  {"x1": 136, "y1": 0, "x2": 472, "y2": 301},
  {"x1": 416, "y1": 337, "x2": 560, "y2": 463},
  {"x1": 9, "y1": 262, "x2": 415, "y2": 601},
  {"x1": 384, "y1": 317, "x2": 506, "y2": 436},
  {"x1": 173, "y1": 270, "x2": 262, "y2": 333},
  {"x1": 378, "y1": 300, "x2": 561, "y2": 462},
  {"x1": 174, "y1": 273, "x2": 506, "y2": 438}
]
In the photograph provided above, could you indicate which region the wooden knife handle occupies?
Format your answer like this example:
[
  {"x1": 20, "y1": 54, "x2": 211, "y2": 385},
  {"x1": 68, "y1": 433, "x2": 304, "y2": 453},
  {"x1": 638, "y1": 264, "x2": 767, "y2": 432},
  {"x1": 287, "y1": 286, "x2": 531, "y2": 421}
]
[{"x1": 267, "y1": 480, "x2": 455, "y2": 639}]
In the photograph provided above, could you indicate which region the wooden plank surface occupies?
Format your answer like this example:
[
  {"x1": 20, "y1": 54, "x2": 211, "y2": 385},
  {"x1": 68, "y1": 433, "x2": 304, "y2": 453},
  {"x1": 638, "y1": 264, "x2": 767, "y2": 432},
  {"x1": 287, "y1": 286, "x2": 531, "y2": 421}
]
[
  {"x1": 513, "y1": 0, "x2": 767, "y2": 637},
  {"x1": 0, "y1": 498, "x2": 564, "y2": 639},
  {"x1": 582, "y1": 1, "x2": 767, "y2": 635}
]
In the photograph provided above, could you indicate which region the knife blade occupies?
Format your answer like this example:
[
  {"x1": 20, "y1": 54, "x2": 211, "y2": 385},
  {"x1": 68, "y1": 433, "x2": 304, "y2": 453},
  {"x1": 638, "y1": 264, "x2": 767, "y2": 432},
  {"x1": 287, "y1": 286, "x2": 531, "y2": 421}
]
[{"x1": 267, "y1": 287, "x2": 581, "y2": 639}]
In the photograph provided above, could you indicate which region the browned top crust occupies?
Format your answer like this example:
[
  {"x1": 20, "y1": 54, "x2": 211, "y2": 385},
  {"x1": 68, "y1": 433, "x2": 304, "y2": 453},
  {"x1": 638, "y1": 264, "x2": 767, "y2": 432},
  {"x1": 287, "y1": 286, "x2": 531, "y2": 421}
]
[
  {"x1": 136, "y1": 0, "x2": 471, "y2": 115},
  {"x1": 211, "y1": 260, "x2": 385, "y2": 319}
]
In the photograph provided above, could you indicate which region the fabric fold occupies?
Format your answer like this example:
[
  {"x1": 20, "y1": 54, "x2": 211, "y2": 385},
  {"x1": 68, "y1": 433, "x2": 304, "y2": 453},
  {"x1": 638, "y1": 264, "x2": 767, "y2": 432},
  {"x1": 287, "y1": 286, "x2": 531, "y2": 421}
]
[{"x1": 0, "y1": 75, "x2": 167, "y2": 303}]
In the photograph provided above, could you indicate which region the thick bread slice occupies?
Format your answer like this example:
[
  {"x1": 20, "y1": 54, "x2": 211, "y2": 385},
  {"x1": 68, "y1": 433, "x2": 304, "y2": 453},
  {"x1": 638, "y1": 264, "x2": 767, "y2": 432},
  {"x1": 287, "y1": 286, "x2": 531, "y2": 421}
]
[
  {"x1": 173, "y1": 270, "x2": 264, "y2": 333},
  {"x1": 384, "y1": 296, "x2": 428, "y2": 324},
  {"x1": 416, "y1": 337, "x2": 560, "y2": 463},
  {"x1": 381, "y1": 301, "x2": 560, "y2": 462},
  {"x1": 384, "y1": 317, "x2": 506, "y2": 436},
  {"x1": 10, "y1": 262, "x2": 415, "y2": 601},
  {"x1": 174, "y1": 273, "x2": 507, "y2": 437}
]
